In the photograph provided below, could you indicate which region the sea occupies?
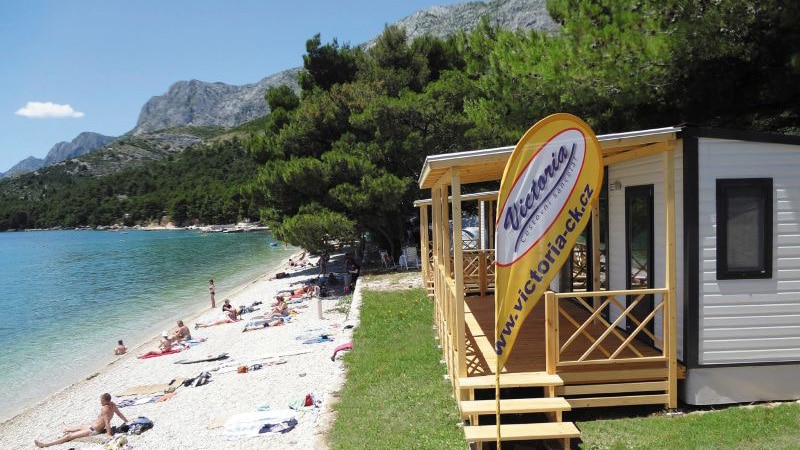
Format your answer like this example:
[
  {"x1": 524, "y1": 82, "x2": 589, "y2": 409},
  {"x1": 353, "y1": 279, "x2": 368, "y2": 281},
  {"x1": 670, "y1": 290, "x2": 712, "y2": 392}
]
[{"x1": 0, "y1": 229, "x2": 295, "y2": 422}]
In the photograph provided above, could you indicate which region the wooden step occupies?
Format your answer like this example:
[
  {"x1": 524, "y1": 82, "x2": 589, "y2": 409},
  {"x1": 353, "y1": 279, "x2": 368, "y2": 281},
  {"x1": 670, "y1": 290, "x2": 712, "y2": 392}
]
[
  {"x1": 460, "y1": 397, "x2": 571, "y2": 416},
  {"x1": 459, "y1": 372, "x2": 563, "y2": 390},
  {"x1": 464, "y1": 422, "x2": 581, "y2": 442}
]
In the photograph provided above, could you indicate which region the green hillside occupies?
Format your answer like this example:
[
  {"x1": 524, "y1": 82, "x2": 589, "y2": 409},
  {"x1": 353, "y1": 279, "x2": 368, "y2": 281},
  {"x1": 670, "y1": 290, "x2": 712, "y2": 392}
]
[{"x1": 2, "y1": 0, "x2": 799, "y2": 258}]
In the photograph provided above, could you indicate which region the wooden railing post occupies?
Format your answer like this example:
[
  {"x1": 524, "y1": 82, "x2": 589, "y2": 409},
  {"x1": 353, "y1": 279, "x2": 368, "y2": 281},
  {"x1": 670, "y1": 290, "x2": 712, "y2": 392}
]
[
  {"x1": 545, "y1": 291, "x2": 558, "y2": 375},
  {"x1": 478, "y1": 250, "x2": 487, "y2": 297},
  {"x1": 663, "y1": 147, "x2": 678, "y2": 409}
]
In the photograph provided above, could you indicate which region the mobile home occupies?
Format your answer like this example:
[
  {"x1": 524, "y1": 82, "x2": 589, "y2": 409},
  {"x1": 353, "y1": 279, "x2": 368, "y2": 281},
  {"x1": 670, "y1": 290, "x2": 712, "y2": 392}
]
[{"x1": 416, "y1": 126, "x2": 800, "y2": 446}]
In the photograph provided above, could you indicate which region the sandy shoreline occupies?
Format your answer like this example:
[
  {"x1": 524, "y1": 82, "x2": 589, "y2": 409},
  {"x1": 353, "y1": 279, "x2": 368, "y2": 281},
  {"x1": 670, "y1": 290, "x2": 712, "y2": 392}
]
[{"x1": 0, "y1": 250, "x2": 359, "y2": 449}]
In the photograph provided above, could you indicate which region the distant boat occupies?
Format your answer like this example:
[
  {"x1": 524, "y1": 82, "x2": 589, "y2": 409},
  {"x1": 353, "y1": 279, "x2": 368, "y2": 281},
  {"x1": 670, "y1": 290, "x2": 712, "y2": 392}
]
[{"x1": 269, "y1": 242, "x2": 279, "y2": 247}]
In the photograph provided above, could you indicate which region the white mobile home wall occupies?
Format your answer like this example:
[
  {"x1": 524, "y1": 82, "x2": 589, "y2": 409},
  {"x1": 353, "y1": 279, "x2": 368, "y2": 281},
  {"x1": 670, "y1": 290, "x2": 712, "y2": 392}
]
[{"x1": 683, "y1": 136, "x2": 800, "y2": 404}]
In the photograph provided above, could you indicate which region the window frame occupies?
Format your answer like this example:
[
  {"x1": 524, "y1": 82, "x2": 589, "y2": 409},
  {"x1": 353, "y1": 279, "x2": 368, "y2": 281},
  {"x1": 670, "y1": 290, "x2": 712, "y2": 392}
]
[{"x1": 716, "y1": 178, "x2": 773, "y2": 280}]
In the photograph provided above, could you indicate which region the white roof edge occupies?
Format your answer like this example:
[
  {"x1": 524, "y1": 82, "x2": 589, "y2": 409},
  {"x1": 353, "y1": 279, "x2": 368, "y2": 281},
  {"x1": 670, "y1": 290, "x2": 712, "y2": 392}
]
[
  {"x1": 597, "y1": 126, "x2": 683, "y2": 142},
  {"x1": 425, "y1": 145, "x2": 515, "y2": 167}
]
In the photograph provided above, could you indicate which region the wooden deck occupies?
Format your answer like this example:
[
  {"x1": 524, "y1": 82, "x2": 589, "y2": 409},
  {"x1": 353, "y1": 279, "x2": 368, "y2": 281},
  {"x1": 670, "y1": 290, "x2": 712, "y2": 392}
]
[{"x1": 463, "y1": 294, "x2": 685, "y2": 380}]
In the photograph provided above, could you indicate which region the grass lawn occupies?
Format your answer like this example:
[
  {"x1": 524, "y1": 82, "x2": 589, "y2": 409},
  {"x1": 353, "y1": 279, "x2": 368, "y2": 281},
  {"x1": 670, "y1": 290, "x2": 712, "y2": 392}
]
[
  {"x1": 327, "y1": 280, "x2": 800, "y2": 449},
  {"x1": 328, "y1": 288, "x2": 465, "y2": 450},
  {"x1": 578, "y1": 402, "x2": 800, "y2": 449}
]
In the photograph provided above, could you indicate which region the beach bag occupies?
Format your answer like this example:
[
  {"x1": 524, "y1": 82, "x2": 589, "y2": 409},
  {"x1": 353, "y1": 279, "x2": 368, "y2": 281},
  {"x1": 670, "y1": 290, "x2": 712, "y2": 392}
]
[{"x1": 128, "y1": 416, "x2": 154, "y2": 434}]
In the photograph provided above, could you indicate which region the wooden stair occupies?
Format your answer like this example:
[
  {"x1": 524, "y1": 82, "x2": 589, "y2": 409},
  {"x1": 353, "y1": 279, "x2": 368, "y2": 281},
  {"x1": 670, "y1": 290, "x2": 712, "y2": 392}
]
[
  {"x1": 459, "y1": 372, "x2": 580, "y2": 446},
  {"x1": 460, "y1": 397, "x2": 571, "y2": 417},
  {"x1": 458, "y1": 371, "x2": 563, "y2": 389},
  {"x1": 465, "y1": 422, "x2": 581, "y2": 442}
]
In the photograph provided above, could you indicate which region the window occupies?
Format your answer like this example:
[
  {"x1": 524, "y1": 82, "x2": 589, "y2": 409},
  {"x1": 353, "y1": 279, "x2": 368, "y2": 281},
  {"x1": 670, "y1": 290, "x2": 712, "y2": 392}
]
[{"x1": 716, "y1": 178, "x2": 773, "y2": 279}]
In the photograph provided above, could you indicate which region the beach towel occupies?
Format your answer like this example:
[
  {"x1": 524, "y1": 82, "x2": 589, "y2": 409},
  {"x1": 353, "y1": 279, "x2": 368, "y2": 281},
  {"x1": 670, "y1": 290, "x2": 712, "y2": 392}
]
[
  {"x1": 117, "y1": 378, "x2": 186, "y2": 397},
  {"x1": 174, "y1": 353, "x2": 229, "y2": 364},
  {"x1": 184, "y1": 337, "x2": 208, "y2": 347},
  {"x1": 133, "y1": 394, "x2": 162, "y2": 405},
  {"x1": 137, "y1": 348, "x2": 182, "y2": 359},
  {"x1": 223, "y1": 409, "x2": 297, "y2": 439},
  {"x1": 302, "y1": 334, "x2": 334, "y2": 344},
  {"x1": 207, "y1": 415, "x2": 231, "y2": 429},
  {"x1": 331, "y1": 341, "x2": 353, "y2": 361}
]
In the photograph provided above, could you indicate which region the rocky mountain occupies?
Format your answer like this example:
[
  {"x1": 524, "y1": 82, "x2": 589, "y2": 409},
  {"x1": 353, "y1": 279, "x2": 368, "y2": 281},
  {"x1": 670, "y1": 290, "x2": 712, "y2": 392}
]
[
  {"x1": 2, "y1": 0, "x2": 557, "y2": 178},
  {"x1": 130, "y1": 68, "x2": 301, "y2": 135},
  {"x1": 368, "y1": 0, "x2": 558, "y2": 45},
  {"x1": 132, "y1": 0, "x2": 556, "y2": 135},
  {"x1": 2, "y1": 132, "x2": 116, "y2": 178},
  {"x1": 1, "y1": 127, "x2": 223, "y2": 191},
  {"x1": 43, "y1": 132, "x2": 117, "y2": 166},
  {"x1": 1, "y1": 156, "x2": 45, "y2": 178}
]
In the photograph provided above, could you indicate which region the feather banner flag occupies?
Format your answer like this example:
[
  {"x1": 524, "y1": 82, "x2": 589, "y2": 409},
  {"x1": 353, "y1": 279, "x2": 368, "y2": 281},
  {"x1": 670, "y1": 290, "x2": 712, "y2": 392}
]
[{"x1": 494, "y1": 113, "x2": 604, "y2": 370}]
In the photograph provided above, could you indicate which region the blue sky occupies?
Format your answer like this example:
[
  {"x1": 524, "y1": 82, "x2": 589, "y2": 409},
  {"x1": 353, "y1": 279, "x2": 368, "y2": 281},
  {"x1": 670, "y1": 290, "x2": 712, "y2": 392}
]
[{"x1": 0, "y1": 0, "x2": 465, "y2": 172}]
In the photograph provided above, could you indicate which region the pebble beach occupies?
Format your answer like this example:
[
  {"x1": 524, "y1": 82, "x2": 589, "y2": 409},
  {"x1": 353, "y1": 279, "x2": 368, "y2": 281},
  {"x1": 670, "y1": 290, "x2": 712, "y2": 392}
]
[{"x1": 0, "y1": 251, "x2": 360, "y2": 450}]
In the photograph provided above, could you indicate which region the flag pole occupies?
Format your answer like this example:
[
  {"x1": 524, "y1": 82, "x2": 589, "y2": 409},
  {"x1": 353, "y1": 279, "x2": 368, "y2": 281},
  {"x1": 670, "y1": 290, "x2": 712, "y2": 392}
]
[{"x1": 495, "y1": 307, "x2": 502, "y2": 448}]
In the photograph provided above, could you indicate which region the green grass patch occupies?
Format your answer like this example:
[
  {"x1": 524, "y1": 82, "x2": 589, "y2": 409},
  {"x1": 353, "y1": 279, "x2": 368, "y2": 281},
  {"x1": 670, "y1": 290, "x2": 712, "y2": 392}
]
[
  {"x1": 329, "y1": 288, "x2": 464, "y2": 450},
  {"x1": 579, "y1": 402, "x2": 800, "y2": 449}
]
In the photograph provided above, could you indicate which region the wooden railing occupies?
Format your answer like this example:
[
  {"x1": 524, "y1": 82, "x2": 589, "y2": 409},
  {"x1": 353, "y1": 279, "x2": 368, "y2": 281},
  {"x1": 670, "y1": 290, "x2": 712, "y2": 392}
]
[
  {"x1": 462, "y1": 250, "x2": 495, "y2": 295},
  {"x1": 446, "y1": 249, "x2": 496, "y2": 296},
  {"x1": 431, "y1": 256, "x2": 467, "y2": 401},
  {"x1": 545, "y1": 288, "x2": 677, "y2": 409}
]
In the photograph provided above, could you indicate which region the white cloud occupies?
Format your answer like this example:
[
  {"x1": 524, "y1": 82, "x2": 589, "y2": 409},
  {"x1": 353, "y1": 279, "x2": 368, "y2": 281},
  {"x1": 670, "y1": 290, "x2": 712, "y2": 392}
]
[{"x1": 15, "y1": 101, "x2": 85, "y2": 119}]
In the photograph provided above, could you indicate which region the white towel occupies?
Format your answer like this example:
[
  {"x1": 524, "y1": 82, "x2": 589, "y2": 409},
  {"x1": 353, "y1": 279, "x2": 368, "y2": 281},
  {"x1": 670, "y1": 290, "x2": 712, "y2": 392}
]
[{"x1": 223, "y1": 409, "x2": 297, "y2": 439}]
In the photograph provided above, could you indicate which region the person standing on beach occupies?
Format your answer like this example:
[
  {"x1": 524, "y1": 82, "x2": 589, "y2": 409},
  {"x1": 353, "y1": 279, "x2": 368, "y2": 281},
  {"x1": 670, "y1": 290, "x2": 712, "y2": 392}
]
[
  {"x1": 34, "y1": 393, "x2": 128, "y2": 447},
  {"x1": 209, "y1": 279, "x2": 216, "y2": 308},
  {"x1": 319, "y1": 251, "x2": 329, "y2": 276}
]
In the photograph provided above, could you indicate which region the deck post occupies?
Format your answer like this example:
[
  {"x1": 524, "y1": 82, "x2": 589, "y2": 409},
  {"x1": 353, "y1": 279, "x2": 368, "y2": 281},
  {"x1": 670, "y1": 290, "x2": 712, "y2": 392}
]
[
  {"x1": 487, "y1": 200, "x2": 495, "y2": 250},
  {"x1": 591, "y1": 205, "x2": 602, "y2": 324},
  {"x1": 419, "y1": 204, "x2": 430, "y2": 284},
  {"x1": 437, "y1": 183, "x2": 454, "y2": 384},
  {"x1": 479, "y1": 251, "x2": 487, "y2": 297},
  {"x1": 451, "y1": 167, "x2": 468, "y2": 400},
  {"x1": 591, "y1": 205, "x2": 602, "y2": 292},
  {"x1": 545, "y1": 291, "x2": 558, "y2": 375},
  {"x1": 663, "y1": 146, "x2": 678, "y2": 408},
  {"x1": 432, "y1": 184, "x2": 448, "y2": 378}
]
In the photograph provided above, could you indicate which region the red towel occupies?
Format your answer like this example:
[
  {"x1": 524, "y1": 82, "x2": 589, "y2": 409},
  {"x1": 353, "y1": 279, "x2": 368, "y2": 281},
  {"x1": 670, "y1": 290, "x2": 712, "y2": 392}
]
[
  {"x1": 138, "y1": 348, "x2": 182, "y2": 359},
  {"x1": 331, "y1": 342, "x2": 353, "y2": 361}
]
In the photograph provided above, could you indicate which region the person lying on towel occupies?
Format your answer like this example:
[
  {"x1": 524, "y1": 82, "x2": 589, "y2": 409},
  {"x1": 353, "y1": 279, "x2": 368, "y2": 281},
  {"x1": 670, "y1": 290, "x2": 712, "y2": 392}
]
[
  {"x1": 241, "y1": 297, "x2": 290, "y2": 332},
  {"x1": 195, "y1": 309, "x2": 239, "y2": 329},
  {"x1": 34, "y1": 393, "x2": 128, "y2": 448}
]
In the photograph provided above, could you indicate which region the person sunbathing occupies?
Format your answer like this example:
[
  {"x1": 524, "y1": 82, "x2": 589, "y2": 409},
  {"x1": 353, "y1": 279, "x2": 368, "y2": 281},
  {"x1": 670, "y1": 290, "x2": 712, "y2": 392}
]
[
  {"x1": 269, "y1": 296, "x2": 289, "y2": 317},
  {"x1": 195, "y1": 310, "x2": 238, "y2": 329},
  {"x1": 160, "y1": 320, "x2": 192, "y2": 347},
  {"x1": 34, "y1": 393, "x2": 128, "y2": 447},
  {"x1": 241, "y1": 298, "x2": 289, "y2": 332},
  {"x1": 242, "y1": 316, "x2": 286, "y2": 332},
  {"x1": 222, "y1": 299, "x2": 234, "y2": 314}
]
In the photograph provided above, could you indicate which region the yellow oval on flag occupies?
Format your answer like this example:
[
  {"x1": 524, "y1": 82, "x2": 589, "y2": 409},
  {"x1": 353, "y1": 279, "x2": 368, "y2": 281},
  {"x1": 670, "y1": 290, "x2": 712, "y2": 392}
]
[{"x1": 494, "y1": 113, "x2": 604, "y2": 369}]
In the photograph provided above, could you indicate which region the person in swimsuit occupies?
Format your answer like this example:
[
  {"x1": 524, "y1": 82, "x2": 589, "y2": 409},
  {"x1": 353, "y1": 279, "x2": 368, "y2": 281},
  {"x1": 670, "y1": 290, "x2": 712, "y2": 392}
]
[
  {"x1": 209, "y1": 279, "x2": 216, "y2": 308},
  {"x1": 34, "y1": 393, "x2": 128, "y2": 447},
  {"x1": 114, "y1": 340, "x2": 127, "y2": 355}
]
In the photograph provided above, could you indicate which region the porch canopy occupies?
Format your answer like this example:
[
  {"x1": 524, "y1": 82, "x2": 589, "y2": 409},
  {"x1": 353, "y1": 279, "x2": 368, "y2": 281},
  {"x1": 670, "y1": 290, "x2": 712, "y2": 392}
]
[{"x1": 418, "y1": 126, "x2": 681, "y2": 189}]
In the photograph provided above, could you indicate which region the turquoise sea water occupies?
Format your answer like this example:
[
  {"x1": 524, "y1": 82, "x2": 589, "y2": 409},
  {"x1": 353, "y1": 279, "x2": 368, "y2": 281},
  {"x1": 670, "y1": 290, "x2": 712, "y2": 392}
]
[{"x1": 0, "y1": 229, "x2": 294, "y2": 421}]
